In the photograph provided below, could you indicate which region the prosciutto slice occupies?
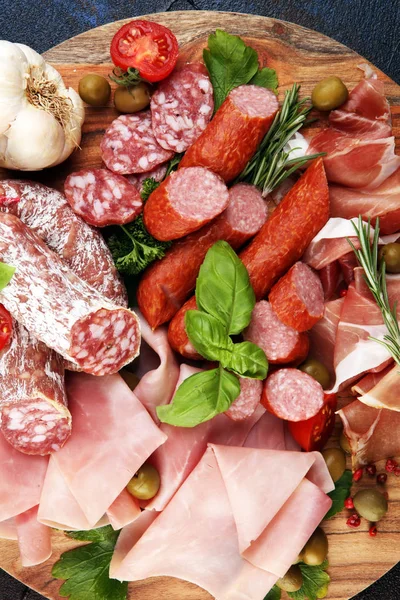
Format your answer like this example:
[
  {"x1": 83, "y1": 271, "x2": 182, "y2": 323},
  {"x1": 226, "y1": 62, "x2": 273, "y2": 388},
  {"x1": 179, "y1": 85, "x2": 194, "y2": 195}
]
[
  {"x1": 354, "y1": 364, "x2": 400, "y2": 411},
  {"x1": 111, "y1": 445, "x2": 332, "y2": 600},
  {"x1": 308, "y1": 298, "x2": 344, "y2": 382},
  {"x1": 15, "y1": 506, "x2": 52, "y2": 567},
  {"x1": 38, "y1": 372, "x2": 166, "y2": 529},
  {"x1": 351, "y1": 363, "x2": 394, "y2": 395},
  {"x1": 303, "y1": 218, "x2": 360, "y2": 270}
]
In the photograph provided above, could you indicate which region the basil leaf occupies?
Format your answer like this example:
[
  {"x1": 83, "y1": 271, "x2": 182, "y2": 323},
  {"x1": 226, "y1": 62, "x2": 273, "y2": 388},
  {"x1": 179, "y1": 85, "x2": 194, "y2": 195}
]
[
  {"x1": 196, "y1": 241, "x2": 255, "y2": 335},
  {"x1": 223, "y1": 341, "x2": 268, "y2": 379},
  {"x1": 157, "y1": 366, "x2": 240, "y2": 427},
  {"x1": 288, "y1": 561, "x2": 330, "y2": 600},
  {"x1": 324, "y1": 470, "x2": 352, "y2": 520},
  {"x1": 185, "y1": 310, "x2": 234, "y2": 363},
  {"x1": 203, "y1": 29, "x2": 259, "y2": 110},
  {"x1": 0, "y1": 262, "x2": 15, "y2": 291},
  {"x1": 250, "y1": 67, "x2": 278, "y2": 92},
  {"x1": 264, "y1": 586, "x2": 281, "y2": 600}
]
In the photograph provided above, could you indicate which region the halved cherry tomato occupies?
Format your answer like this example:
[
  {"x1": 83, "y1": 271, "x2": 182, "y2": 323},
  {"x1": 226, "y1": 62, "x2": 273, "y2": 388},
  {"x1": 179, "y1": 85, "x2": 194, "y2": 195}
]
[
  {"x1": 287, "y1": 393, "x2": 337, "y2": 452},
  {"x1": 110, "y1": 20, "x2": 179, "y2": 82},
  {"x1": 0, "y1": 304, "x2": 12, "y2": 351}
]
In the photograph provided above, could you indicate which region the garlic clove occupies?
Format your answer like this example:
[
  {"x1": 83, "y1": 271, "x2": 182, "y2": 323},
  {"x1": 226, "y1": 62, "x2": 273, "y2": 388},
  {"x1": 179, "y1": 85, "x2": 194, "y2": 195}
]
[
  {"x1": 2, "y1": 103, "x2": 65, "y2": 170},
  {"x1": 0, "y1": 41, "x2": 27, "y2": 135},
  {"x1": 50, "y1": 86, "x2": 85, "y2": 167}
]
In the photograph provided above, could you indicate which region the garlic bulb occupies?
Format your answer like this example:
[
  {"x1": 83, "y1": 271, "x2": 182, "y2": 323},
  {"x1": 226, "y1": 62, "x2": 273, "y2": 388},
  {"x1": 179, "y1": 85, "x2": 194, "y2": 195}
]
[{"x1": 0, "y1": 41, "x2": 85, "y2": 171}]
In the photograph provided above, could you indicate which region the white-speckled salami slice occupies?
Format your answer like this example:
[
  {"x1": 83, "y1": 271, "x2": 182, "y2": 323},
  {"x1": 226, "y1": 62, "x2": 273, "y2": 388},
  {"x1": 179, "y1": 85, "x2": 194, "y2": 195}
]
[
  {"x1": 151, "y1": 63, "x2": 214, "y2": 153},
  {"x1": 101, "y1": 111, "x2": 174, "y2": 175},
  {"x1": 0, "y1": 214, "x2": 140, "y2": 376},
  {"x1": 0, "y1": 319, "x2": 72, "y2": 455},
  {"x1": 64, "y1": 168, "x2": 142, "y2": 227}
]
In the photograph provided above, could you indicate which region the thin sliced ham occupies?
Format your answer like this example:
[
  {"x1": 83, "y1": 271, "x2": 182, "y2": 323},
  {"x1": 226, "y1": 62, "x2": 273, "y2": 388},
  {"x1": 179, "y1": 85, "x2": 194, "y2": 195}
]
[
  {"x1": 110, "y1": 511, "x2": 159, "y2": 578},
  {"x1": 38, "y1": 372, "x2": 166, "y2": 529},
  {"x1": 111, "y1": 445, "x2": 332, "y2": 600},
  {"x1": 106, "y1": 489, "x2": 141, "y2": 531},
  {"x1": 15, "y1": 506, "x2": 52, "y2": 567},
  {"x1": 0, "y1": 517, "x2": 17, "y2": 540}
]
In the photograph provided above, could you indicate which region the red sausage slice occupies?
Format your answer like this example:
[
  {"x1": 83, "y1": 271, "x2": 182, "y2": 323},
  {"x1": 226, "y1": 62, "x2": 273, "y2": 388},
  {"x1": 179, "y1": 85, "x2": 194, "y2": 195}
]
[
  {"x1": 151, "y1": 63, "x2": 214, "y2": 153},
  {"x1": 64, "y1": 169, "x2": 142, "y2": 227},
  {"x1": 101, "y1": 111, "x2": 174, "y2": 175},
  {"x1": 225, "y1": 378, "x2": 263, "y2": 421},
  {"x1": 167, "y1": 296, "x2": 201, "y2": 360},
  {"x1": 243, "y1": 301, "x2": 309, "y2": 365},
  {"x1": 143, "y1": 167, "x2": 230, "y2": 241},
  {"x1": 269, "y1": 262, "x2": 324, "y2": 332},
  {"x1": 179, "y1": 85, "x2": 279, "y2": 182},
  {"x1": 262, "y1": 369, "x2": 324, "y2": 421}
]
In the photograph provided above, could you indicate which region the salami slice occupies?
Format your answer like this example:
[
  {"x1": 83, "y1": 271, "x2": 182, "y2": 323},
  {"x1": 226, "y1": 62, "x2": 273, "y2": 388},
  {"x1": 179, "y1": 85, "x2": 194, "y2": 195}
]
[
  {"x1": 0, "y1": 320, "x2": 71, "y2": 455},
  {"x1": 143, "y1": 167, "x2": 230, "y2": 241},
  {"x1": 225, "y1": 378, "x2": 263, "y2": 421},
  {"x1": 179, "y1": 85, "x2": 279, "y2": 182},
  {"x1": 0, "y1": 214, "x2": 140, "y2": 376},
  {"x1": 64, "y1": 168, "x2": 142, "y2": 227},
  {"x1": 151, "y1": 63, "x2": 214, "y2": 153},
  {"x1": 243, "y1": 301, "x2": 309, "y2": 365},
  {"x1": 262, "y1": 369, "x2": 324, "y2": 422},
  {"x1": 126, "y1": 164, "x2": 168, "y2": 192},
  {"x1": 138, "y1": 182, "x2": 267, "y2": 328},
  {"x1": 269, "y1": 262, "x2": 324, "y2": 332},
  {"x1": 0, "y1": 180, "x2": 127, "y2": 306},
  {"x1": 167, "y1": 296, "x2": 201, "y2": 360},
  {"x1": 101, "y1": 111, "x2": 174, "y2": 175}
]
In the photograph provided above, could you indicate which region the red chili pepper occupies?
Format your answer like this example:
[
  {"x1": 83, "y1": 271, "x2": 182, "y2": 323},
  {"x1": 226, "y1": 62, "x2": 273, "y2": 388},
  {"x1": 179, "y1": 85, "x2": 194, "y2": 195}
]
[
  {"x1": 377, "y1": 473, "x2": 388, "y2": 485},
  {"x1": 385, "y1": 458, "x2": 398, "y2": 473},
  {"x1": 369, "y1": 524, "x2": 378, "y2": 537},
  {"x1": 346, "y1": 514, "x2": 361, "y2": 528},
  {"x1": 353, "y1": 468, "x2": 363, "y2": 482},
  {"x1": 344, "y1": 497, "x2": 354, "y2": 509},
  {"x1": 365, "y1": 464, "x2": 377, "y2": 477},
  {"x1": 339, "y1": 288, "x2": 348, "y2": 297}
]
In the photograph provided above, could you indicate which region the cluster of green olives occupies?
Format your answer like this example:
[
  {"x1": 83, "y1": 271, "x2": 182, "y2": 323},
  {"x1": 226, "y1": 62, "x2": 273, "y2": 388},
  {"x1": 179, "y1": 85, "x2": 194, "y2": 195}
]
[
  {"x1": 277, "y1": 527, "x2": 328, "y2": 592},
  {"x1": 78, "y1": 74, "x2": 150, "y2": 113}
]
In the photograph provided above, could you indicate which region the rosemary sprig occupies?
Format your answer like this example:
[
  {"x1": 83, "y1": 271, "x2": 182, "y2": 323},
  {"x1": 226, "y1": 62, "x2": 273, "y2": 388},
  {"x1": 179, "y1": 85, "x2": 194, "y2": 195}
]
[
  {"x1": 109, "y1": 67, "x2": 146, "y2": 87},
  {"x1": 348, "y1": 216, "x2": 400, "y2": 367},
  {"x1": 236, "y1": 83, "x2": 324, "y2": 196}
]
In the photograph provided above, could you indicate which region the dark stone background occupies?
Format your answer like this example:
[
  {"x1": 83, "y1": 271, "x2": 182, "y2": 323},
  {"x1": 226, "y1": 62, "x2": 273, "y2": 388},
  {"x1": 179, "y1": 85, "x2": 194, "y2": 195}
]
[{"x1": 0, "y1": 1, "x2": 399, "y2": 599}]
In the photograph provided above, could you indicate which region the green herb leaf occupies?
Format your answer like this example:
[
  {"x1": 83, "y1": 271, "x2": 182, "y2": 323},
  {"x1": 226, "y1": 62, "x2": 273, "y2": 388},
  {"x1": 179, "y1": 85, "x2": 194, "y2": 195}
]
[
  {"x1": 107, "y1": 215, "x2": 171, "y2": 276},
  {"x1": 196, "y1": 241, "x2": 255, "y2": 335},
  {"x1": 250, "y1": 67, "x2": 278, "y2": 92},
  {"x1": 0, "y1": 262, "x2": 15, "y2": 291},
  {"x1": 165, "y1": 153, "x2": 184, "y2": 178},
  {"x1": 185, "y1": 310, "x2": 234, "y2": 363},
  {"x1": 203, "y1": 29, "x2": 259, "y2": 110},
  {"x1": 109, "y1": 66, "x2": 144, "y2": 87},
  {"x1": 264, "y1": 586, "x2": 282, "y2": 600},
  {"x1": 140, "y1": 177, "x2": 160, "y2": 201},
  {"x1": 224, "y1": 341, "x2": 268, "y2": 379},
  {"x1": 288, "y1": 561, "x2": 330, "y2": 600},
  {"x1": 52, "y1": 525, "x2": 128, "y2": 600},
  {"x1": 324, "y1": 470, "x2": 352, "y2": 520},
  {"x1": 157, "y1": 366, "x2": 240, "y2": 427}
]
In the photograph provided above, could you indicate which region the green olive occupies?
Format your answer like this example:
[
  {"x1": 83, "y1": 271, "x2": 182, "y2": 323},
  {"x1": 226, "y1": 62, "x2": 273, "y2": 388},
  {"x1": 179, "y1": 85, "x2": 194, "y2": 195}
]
[
  {"x1": 300, "y1": 527, "x2": 328, "y2": 566},
  {"x1": 339, "y1": 431, "x2": 351, "y2": 454},
  {"x1": 378, "y1": 243, "x2": 400, "y2": 274},
  {"x1": 321, "y1": 447, "x2": 346, "y2": 483},
  {"x1": 78, "y1": 74, "x2": 111, "y2": 107},
  {"x1": 127, "y1": 463, "x2": 160, "y2": 500},
  {"x1": 311, "y1": 76, "x2": 349, "y2": 112},
  {"x1": 277, "y1": 565, "x2": 303, "y2": 592},
  {"x1": 114, "y1": 83, "x2": 151, "y2": 113},
  {"x1": 353, "y1": 488, "x2": 388, "y2": 522},
  {"x1": 299, "y1": 358, "x2": 331, "y2": 390},
  {"x1": 119, "y1": 369, "x2": 140, "y2": 391}
]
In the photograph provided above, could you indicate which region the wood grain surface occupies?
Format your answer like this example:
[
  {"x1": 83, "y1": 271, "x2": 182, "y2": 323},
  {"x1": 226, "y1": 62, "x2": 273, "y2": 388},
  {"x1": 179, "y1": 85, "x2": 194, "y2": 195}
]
[{"x1": 0, "y1": 10, "x2": 399, "y2": 600}]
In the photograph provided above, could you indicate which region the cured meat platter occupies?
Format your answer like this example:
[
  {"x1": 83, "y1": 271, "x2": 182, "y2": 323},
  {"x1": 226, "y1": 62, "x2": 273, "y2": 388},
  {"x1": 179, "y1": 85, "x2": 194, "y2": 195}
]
[{"x1": 0, "y1": 10, "x2": 399, "y2": 600}]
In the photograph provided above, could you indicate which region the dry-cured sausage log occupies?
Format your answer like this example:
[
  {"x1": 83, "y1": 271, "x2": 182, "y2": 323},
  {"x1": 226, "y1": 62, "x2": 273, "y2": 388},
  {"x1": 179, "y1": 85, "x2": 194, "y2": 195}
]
[
  {"x1": 64, "y1": 168, "x2": 142, "y2": 227},
  {"x1": 138, "y1": 183, "x2": 267, "y2": 328},
  {"x1": 0, "y1": 214, "x2": 140, "y2": 376},
  {"x1": 101, "y1": 111, "x2": 174, "y2": 175},
  {"x1": 239, "y1": 158, "x2": 329, "y2": 300},
  {"x1": 225, "y1": 378, "x2": 263, "y2": 421},
  {"x1": 243, "y1": 301, "x2": 309, "y2": 365},
  {"x1": 151, "y1": 63, "x2": 214, "y2": 153},
  {"x1": 261, "y1": 369, "x2": 324, "y2": 421},
  {"x1": 0, "y1": 180, "x2": 127, "y2": 306},
  {"x1": 167, "y1": 296, "x2": 201, "y2": 360},
  {"x1": 269, "y1": 262, "x2": 324, "y2": 332},
  {"x1": 0, "y1": 320, "x2": 71, "y2": 455},
  {"x1": 143, "y1": 167, "x2": 230, "y2": 241},
  {"x1": 179, "y1": 85, "x2": 279, "y2": 182}
]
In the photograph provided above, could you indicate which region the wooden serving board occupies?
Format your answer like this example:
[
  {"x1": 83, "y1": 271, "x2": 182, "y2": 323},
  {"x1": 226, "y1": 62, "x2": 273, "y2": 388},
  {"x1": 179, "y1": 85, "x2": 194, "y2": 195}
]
[{"x1": 1, "y1": 10, "x2": 400, "y2": 600}]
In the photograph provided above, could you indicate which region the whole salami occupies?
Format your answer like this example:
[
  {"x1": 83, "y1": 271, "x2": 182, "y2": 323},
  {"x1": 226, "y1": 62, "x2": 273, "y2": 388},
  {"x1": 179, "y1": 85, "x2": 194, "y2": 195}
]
[
  {"x1": 0, "y1": 319, "x2": 71, "y2": 455},
  {"x1": 0, "y1": 214, "x2": 140, "y2": 376},
  {"x1": 138, "y1": 183, "x2": 267, "y2": 329},
  {"x1": 240, "y1": 159, "x2": 330, "y2": 300},
  {"x1": 64, "y1": 168, "x2": 142, "y2": 227},
  {"x1": 269, "y1": 262, "x2": 324, "y2": 332},
  {"x1": 101, "y1": 111, "x2": 174, "y2": 175},
  {"x1": 143, "y1": 167, "x2": 230, "y2": 241},
  {"x1": 0, "y1": 180, "x2": 127, "y2": 306},
  {"x1": 262, "y1": 369, "x2": 324, "y2": 421},
  {"x1": 179, "y1": 85, "x2": 279, "y2": 182},
  {"x1": 151, "y1": 63, "x2": 214, "y2": 153}
]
